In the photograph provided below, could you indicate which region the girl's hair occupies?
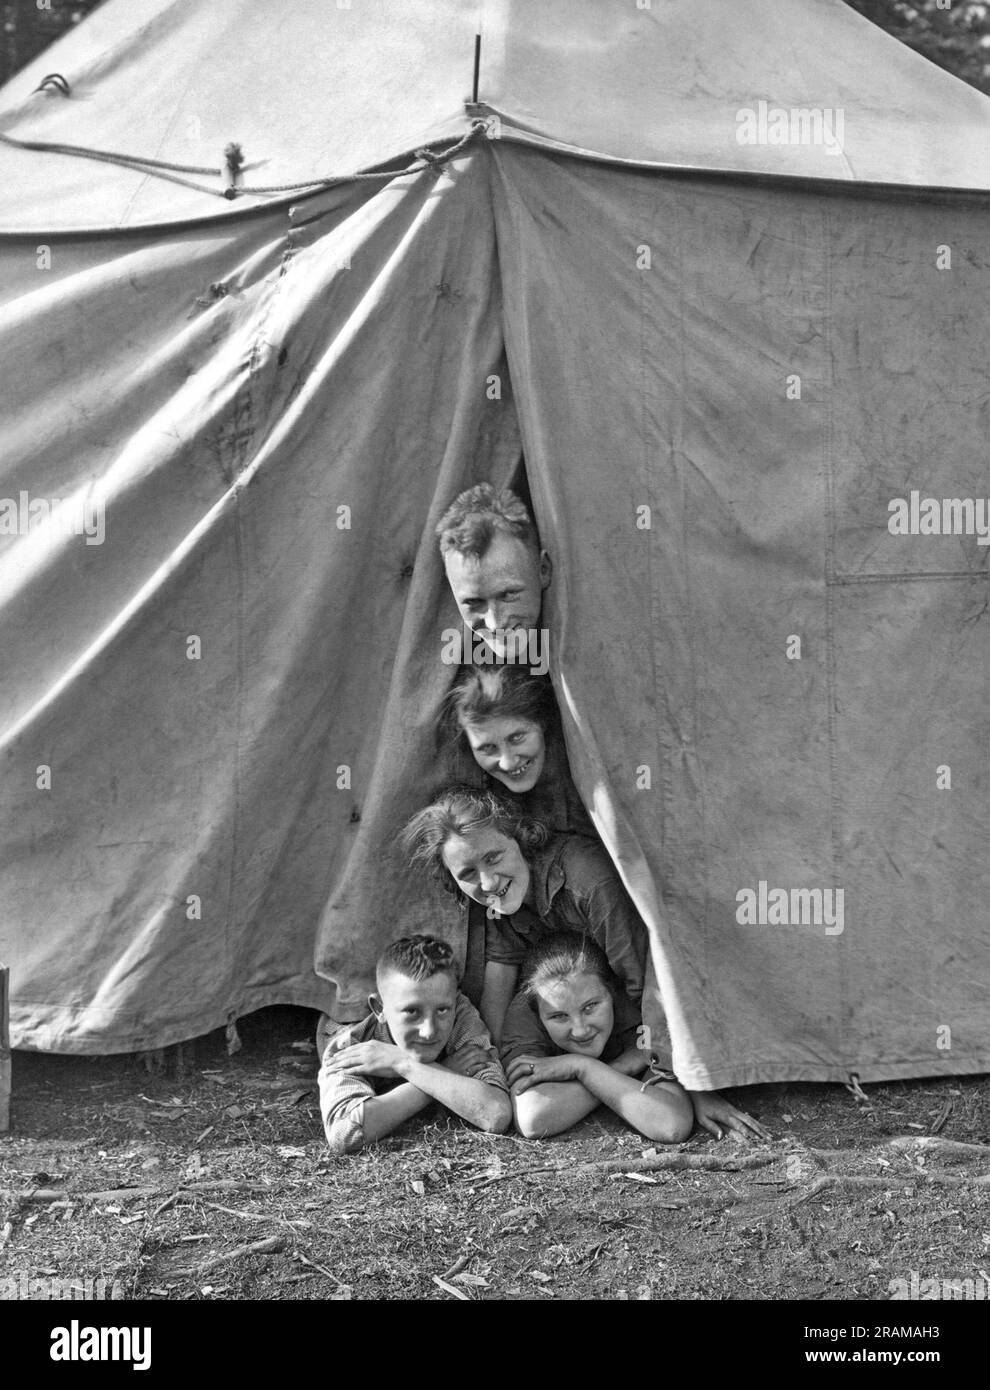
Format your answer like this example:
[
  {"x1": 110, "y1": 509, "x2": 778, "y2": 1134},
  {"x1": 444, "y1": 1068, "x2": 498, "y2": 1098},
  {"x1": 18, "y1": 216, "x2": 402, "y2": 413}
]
[
  {"x1": 521, "y1": 931, "x2": 617, "y2": 1007},
  {"x1": 442, "y1": 666, "x2": 558, "y2": 742},
  {"x1": 400, "y1": 783, "x2": 550, "y2": 902}
]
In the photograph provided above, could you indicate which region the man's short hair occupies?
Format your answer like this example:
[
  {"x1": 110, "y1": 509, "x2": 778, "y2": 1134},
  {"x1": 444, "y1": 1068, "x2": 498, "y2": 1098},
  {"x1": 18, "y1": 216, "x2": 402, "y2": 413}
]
[
  {"x1": 376, "y1": 934, "x2": 457, "y2": 990},
  {"x1": 436, "y1": 483, "x2": 538, "y2": 560}
]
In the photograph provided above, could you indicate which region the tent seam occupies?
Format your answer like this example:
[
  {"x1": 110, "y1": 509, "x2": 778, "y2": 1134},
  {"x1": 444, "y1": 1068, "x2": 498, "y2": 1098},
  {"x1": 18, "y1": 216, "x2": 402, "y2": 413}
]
[{"x1": 820, "y1": 198, "x2": 849, "y2": 1074}]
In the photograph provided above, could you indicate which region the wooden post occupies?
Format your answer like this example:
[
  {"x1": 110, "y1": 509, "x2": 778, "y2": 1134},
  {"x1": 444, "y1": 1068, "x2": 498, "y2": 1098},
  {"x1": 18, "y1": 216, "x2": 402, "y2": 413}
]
[{"x1": 0, "y1": 965, "x2": 10, "y2": 1132}]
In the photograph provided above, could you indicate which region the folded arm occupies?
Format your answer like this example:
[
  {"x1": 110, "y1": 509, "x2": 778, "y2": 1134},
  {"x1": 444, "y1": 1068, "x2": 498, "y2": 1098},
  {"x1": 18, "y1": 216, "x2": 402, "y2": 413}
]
[
  {"x1": 507, "y1": 1050, "x2": 691, "y2": 1142},
  {"x1": 324, "y1": 1039, "x2": 509, "y2": 1151}
]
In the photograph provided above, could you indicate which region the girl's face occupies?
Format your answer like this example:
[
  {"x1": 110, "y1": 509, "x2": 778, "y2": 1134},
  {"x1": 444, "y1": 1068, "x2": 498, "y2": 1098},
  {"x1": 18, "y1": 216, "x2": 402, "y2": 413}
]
[
  {"x1": 441, "y1": 826, "x2": 531, "y2": 916},
  {"x1": 534, "y1": 971, "x2": 615, "y2": 1059},
  {"x1": 462, "y1": 715, "x2": 546, "y2": 794}
]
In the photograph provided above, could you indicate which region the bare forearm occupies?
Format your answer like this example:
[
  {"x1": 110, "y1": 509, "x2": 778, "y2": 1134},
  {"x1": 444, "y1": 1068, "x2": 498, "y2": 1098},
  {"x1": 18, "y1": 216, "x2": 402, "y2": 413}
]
[
  {"x1": 399, "y1": 1057, "x2": 510, "y2": 1132},
  {"x1": 513, "y1": 1081, "x2": 600, "y2": 1138},
  {"x1": 577, "y1": 1060, "x2": 692, "y2": 1142},
  {"x1": 360, "y1": 1083, "x2": 434, "y2": 1145}
]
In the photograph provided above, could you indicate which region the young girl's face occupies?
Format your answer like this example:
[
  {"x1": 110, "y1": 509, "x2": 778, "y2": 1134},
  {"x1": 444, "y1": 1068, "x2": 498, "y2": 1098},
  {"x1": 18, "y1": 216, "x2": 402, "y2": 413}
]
[
  {"x1": 535, "y1": 971, "x2": 615, "y2": 1059},
  {"x1": 462, "y1": 715, "x2": 546, "y2": 794},
  {"x1": 441, "y1": 826, "x2": 531, "y2": 916}
]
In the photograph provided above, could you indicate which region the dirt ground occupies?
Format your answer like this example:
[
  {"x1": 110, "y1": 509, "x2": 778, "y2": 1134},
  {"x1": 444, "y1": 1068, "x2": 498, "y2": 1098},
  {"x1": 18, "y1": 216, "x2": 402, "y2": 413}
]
[{"x1": 1, "y1": 1006, "x2": 988, "y2": 1303}]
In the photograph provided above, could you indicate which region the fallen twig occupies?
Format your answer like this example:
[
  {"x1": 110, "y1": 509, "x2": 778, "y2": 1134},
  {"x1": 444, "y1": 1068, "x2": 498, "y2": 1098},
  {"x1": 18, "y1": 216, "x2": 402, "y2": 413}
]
[
  {"x1": 177, "y1": 1235, "x2": 286, "y2": 1277},
  {"x1": 149, "y1": 1192, "x2": 181, "y2": 1221},
  {"x1": 440, "y1": 1253, "x2": 471, "y2": 1281},
  {"x1": 4, "y1": 1180, "x2": 271, "y2": 1205},
  {"x1": 580, "y1": 1151, "x2": 774, "y2": 1175},
  {"x1": 929, "y1": 1102, "x2": 953, "y2": 1136},
  {"x1": 199, "y1": 1201, "x2": 307, "y2": 1234},
  {"x1": 887, "y1": 1136, "x2": 990, "y2": 1159},
  {"x1": 433, "y1": 1274, "x2": 470, "y2": 1301},
  {"x1": 295, "y1": 1248, "x2": 349, "y2": 1286},
  {"x1": 786, "y1": 1170, "x2": 990, "y2": 1210}
]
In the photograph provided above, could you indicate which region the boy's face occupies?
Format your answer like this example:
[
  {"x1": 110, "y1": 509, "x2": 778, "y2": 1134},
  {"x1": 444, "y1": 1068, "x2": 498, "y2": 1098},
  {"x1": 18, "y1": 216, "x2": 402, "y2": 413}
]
[
  {"x1": 443, "y1": 533, "x2": 551, "y2": 658},
  {"x1": 441, "y1": 827, "x2": 530, "y2": 916},
  {"x1": 534, "y1": 971, "x2": 614, "y2": 1059},
  {"x1": 373, "y1": 969, "x2": 458, "y2": 1062}
]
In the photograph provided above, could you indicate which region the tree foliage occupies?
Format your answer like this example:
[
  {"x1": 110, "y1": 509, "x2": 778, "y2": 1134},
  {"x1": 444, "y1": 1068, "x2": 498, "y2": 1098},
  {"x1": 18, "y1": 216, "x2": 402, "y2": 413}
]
[{"x1": 843, "y1": 0, "x2": 990, "y2": 94}]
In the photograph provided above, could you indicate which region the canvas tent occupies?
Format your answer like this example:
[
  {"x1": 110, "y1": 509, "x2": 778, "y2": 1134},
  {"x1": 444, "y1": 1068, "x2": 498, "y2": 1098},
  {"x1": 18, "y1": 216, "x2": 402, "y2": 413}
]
[{"x1": 0, "y1": 0, "x2": 987, "y2": 1090}]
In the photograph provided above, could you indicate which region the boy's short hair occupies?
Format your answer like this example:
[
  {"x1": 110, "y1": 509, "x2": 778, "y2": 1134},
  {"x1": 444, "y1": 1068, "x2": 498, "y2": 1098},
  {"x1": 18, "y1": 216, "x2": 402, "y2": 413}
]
[
  {"x1": 376, "y1": 934, "x2": 458, "y2": 990},
  {"x1": 400, "y1": 784, "x2": 550, "y2": 902},
  {"x1": 436, "y1": 483, "x2": 538, "y2": 560}
]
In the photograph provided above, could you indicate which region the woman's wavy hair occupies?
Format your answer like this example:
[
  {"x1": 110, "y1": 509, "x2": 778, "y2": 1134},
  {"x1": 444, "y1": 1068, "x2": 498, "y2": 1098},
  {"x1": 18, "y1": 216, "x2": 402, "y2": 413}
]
[
  {"x1": 440, "y1": 666, "x2": 559, "y2": 760},
  {"x1": 400, "y1": 783, "x2": 550, "y2": 904},
  {"x1": 521, "y1": 931, "x2": 619, "y2": 1014}
]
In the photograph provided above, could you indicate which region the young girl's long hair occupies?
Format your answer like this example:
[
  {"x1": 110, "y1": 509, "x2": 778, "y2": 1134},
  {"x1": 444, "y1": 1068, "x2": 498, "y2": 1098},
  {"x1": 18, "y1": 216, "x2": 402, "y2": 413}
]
[
  {"x1": 442, "y1": 666, "x2": 558, "y2": 742},
  {"x1": 521, "y1": 931, "x2": 619, "y2": 1010}
]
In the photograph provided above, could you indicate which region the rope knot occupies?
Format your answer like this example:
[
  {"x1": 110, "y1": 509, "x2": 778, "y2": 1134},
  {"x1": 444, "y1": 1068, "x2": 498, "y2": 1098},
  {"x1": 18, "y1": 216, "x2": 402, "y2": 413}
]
[
  {"x1": 223, "y1": 143, "x2": 245, "y2": 199},
  {"x1": 414, "y1": 147, "x2": 445, "y2": 177}
]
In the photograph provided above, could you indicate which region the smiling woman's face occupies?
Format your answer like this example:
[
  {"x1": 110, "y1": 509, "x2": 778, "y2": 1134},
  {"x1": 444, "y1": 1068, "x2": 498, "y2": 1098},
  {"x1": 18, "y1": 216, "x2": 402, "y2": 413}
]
[
  {"x1": 534, "y1": 972, "x2": 615, "y2": 1059},
  {"x1": 440, "y1": 827, "x2": 530, "y2": 916},
  {"x1": 462, "y1": 715, "x2": 546, "y2": 794}
]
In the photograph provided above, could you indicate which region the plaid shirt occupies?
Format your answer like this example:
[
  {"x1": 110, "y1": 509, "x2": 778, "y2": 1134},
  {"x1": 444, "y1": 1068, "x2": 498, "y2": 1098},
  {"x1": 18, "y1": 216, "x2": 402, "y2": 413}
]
[{"x1": 318, "y1": 993, "x2": 508, "y2": 1154}]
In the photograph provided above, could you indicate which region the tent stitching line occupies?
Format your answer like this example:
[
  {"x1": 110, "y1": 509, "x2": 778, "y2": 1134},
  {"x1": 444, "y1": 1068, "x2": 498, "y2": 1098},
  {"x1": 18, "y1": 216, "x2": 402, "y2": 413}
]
[
  {"x1": 215, "y1": 243, "x2": 301, "y2": 995},
  {"x1": 820, "y1": 198, "x2": 850, "y2": 1071},
  {"x1": 828, "y1": 570, "x2": 989, "y2": 585}
]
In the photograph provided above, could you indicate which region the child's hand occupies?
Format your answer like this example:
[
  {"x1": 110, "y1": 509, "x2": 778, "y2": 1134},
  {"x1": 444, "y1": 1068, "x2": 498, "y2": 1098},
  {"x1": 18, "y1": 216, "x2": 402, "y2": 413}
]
[
  {"x1": 507, "y1": 1054, "x2": 586, "y2": 1093},
  {"x1": 326, "y1": 1040, "x2": 408, "y2": 1079},
  {"x1": 440, "y1": 1044, "x2": 494, "y2": 1079},
  {"x1": 688, "y1": 1089, "x2": 771, "y2": 1142}
]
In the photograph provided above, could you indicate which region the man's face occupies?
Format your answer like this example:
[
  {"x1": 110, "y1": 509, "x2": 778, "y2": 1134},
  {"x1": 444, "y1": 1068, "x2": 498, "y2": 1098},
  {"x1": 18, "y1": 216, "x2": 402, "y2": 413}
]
[
  {"x1": 462, "y1": 715, "x2": 546, "y2": 794},
  {"x1": 443, "y1": 533, "x2": 551, "y2": 658},
  {"x1": 441, "y1": 827, "x2": 530, "y2": 916},
  {"x1": 534, "y1": 972, "x2": 615, "y2": 1059},
  {"x1": 374, "y1": 969, "x2": 458, "y2": 1062}
]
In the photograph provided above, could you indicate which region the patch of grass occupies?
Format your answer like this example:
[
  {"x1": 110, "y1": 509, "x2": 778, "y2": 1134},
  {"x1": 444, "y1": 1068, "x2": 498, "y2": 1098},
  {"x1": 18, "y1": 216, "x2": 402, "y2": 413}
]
[{"x1": 2, "y1": 1009, "x2": 988, "y2": 1301}]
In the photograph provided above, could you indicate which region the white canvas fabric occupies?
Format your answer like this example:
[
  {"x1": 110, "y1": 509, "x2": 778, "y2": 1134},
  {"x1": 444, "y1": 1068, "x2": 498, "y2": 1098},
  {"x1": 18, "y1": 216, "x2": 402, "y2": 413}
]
[{"x1": 0, "y1": 0, "x2": 987, "y2": 1085}]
